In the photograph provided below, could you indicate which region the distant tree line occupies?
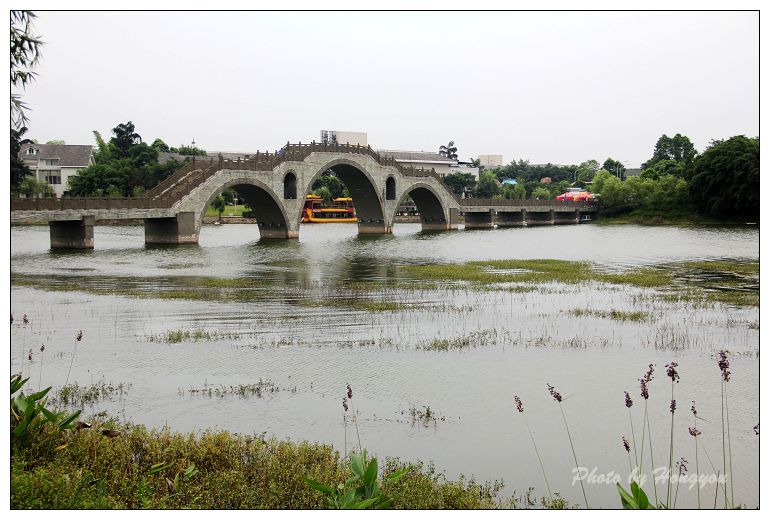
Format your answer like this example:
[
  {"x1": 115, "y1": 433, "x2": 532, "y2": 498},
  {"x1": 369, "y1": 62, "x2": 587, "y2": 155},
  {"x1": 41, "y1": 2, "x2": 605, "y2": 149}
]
[{"x1": 441, "y1": 132, "x2": 758, "y2": 220}]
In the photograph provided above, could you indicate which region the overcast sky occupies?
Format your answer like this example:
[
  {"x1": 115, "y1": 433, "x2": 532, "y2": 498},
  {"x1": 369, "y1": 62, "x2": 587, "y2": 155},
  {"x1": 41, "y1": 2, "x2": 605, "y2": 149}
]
[{"x1": 20, "y1": 11, "x2": 758, "y2": 167}]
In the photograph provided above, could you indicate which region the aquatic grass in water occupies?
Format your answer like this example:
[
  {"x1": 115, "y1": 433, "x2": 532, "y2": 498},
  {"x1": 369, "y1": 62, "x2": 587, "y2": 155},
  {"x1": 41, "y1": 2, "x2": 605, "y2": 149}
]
[
  {"x1": 183, "y1": 379, "x2": 281, "y2": 398},
  {"x1": 569, "y1": 308, "x2": 652, "y2": 322},
  {"x1": 51, "y1": 379, "x2": 131, "y2": 407},
  {"x1": 416, "y1": 328, "x2": 508, "y2": 351},
  {"x1": 148, "y1": 329, "x2": 240, "y2": 344}
]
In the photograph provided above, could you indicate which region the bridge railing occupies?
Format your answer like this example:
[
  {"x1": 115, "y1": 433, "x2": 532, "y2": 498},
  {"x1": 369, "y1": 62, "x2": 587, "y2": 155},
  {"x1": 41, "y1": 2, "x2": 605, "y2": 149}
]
[
  {"x1": 145, "y1": 157, "x2": 216, "y2": 198},
  {"x1": 461, "y1": 198, "x2": 598, "y2": 209},
  {"x1": 11, "y1": 196, "x2": 175, "y2": 211}
]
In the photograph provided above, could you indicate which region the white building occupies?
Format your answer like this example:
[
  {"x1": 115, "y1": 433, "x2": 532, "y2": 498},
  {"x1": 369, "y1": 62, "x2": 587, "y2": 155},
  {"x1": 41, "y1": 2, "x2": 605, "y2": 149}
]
[
  {"x1": 478, "y1": 155, "x2": 503, "y2": 168},
  {"x1": 19, "y1": 143, "x2": 94, "y2": 197},
  {"x1": 320, "y1": 130, "x2": 368, "y2": 147}
]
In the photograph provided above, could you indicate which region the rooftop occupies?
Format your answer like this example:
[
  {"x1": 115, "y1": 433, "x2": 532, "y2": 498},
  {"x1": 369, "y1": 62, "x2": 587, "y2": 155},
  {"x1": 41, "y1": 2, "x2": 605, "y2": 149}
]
[{"x1": 19, "y1": 144, "x2": 93, "y2": 167}]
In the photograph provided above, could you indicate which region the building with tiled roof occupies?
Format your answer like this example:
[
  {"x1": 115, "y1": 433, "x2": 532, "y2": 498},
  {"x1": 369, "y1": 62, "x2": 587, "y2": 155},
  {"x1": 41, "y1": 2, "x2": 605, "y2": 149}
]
[{"x1": 19, "y1": 144, "x2": 94, "y2": 197}]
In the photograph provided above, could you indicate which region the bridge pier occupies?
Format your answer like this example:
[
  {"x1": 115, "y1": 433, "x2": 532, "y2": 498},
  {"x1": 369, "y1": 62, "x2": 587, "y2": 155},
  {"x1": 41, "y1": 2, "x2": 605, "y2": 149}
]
[
  {"x1": 49, "y1": 216, "x2": 95, "y2": 249},
  {"x1": 144, "y1": 212, "x2": 198, "y2": 245},
  {"x1": 258, "y1": 221, "x2": 298, "y2": 239},
  {"x1": 464, "y1": 209, "x2": 495, "y2": 230},
  {"x1": 358, "y1": 219, "x2": 392, "y2": 234},
  {"x1": 496, "y1": 210, "x2": 526, "y2": 227}
]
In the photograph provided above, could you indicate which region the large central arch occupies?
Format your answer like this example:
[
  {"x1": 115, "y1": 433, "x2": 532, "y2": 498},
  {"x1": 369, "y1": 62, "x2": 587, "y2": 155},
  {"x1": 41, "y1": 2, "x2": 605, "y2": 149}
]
[
  {"x1": 392, "y1": 182, "x2": 453, "y2": 231},
  {"x1": 200, "y1": 177, "x2": 292, "y2": 239},
  {"x1": 299, "y1": 158, "x2": 388, "y2": 234}
]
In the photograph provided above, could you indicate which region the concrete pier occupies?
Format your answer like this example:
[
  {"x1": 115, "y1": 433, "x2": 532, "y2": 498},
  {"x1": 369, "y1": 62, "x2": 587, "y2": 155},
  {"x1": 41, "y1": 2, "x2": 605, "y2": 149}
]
[
  {"x1": 144, "y1": 212, "x2": 198, "y2": 245},
  {"x1": 49, "y1": 216, "x2": 95, "y2": 249},
  {"x1": 464, "y1": 209, "x2": 496, "y2": 229}
]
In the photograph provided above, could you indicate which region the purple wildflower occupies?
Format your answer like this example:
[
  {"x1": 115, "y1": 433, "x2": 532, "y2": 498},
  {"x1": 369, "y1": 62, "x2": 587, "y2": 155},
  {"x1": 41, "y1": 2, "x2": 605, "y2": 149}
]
[
  {"x1": 76, "y1": 330, "x2": 83, "y2": 342},
  {"x1": 717, "y1": 350, "x2": 730, "y2": 382},
  {"x1": 689, "y1": 427, "x2": 701, "y2": 437},
  {"x1": 640, "y1": 378, "x2": 649, "y2": 400},
  {"x1": 28, "y1": 349, "x2": 32, "y2": 361},
  {"x1": 676, "y1": 457, "x2": 688, "y2": 474},
  {"x1": 40, "y1": 344, "x2": 45, "y2": 352},
  {"x1": 342, "y1": 397, "x2": 348, "y2": 412},
  {"x1": 622, "y1": 435, "x2": 630, "y2": 453},
  {"x1": 514, "y1": 395, "x2": 524, "y2": 413},
  {"x1": 665, "y1": 361, "x2": 680, "y2": 383},
  {"x1": 23, "y1": 314, "x2": 29, "y2": 325},
  {"x1": 643, "y1": 363, "x2": 655, "y2": 383},
  {"x1": 691, "y1": 401, "x2": 697, "y2": 416},
  {"x1": 670, "y1": 399, "x2": 676, "y2": 413},
  {"x1": 624, "y1": 391, "x2": 633, "y2": 408},
  {"x1": 547, "y1": 383, "x2": 563, "y2": 403},
  {"x1": 754, "y1": 423, "x2": 759, "y2": 435}
]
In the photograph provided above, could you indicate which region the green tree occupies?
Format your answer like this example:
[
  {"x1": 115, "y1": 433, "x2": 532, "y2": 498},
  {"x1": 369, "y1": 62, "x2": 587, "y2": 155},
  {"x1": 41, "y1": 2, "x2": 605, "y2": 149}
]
[
  {"x1": 442, "y1": 172, "x2": 476, "y2": 196},
  {"x1": 18, "y1": 176, "x2": 54, "y2": 197},
  {"x1": 688, "y1": 135, "x2": 759, "y2": 218},
  {"x1": 110, "y1": 121, "x2": 142, "y2": 157},
  {"x1": 639, "y1": 159, "x2": 685, "y2": 181},
  {"x1": 602, "y1": 158, "x2": 626, "y2": 179},
  {"x1": 151, "y1": 138, "x2": 170, "y2": 152},
  {"x1": 10, "y1": 11, "x2": 43, "y2": 129},
  {"x1": 68, "y1": 122, "x2": 181, "y2": 196},
  {"x1": 311, "y1": 170, "x2": 347, "y2": 199},
  {"x1": 45, "y1": 139, "x2": 65, "y2": 145},
  {"x1": 589, "y1": 169, "x2": 612, "y2": 193},
  {"x1": 11, "y1": 127, "x2": 33, "y2": 193},
  {"x1": 501, "y1": 183, "x2": 525, "y2": 200},
  {"x1": 212, "y1": 196, "x2": 226, "y2": 221},
  {"x1": 474, "y1": 171, "x2": 500, "y2": 198},
  {"x1": 438, "y1": 141, "x2": 458, "y2": 160},
  {"x1": 531, "y1": 187, "x2": 552, "y2": 200},
  {"x1": 576, "y1": 160, "x2": 600, "y2": 183},
  {"x1": 641, "y1": 133, "x2": 697, "y2": 170},
  {"x1": 314, "y1": 186, "x2": 332, "y2": 205},
  {"x1": 175, "y1": 145, "x2": 207, "y2": 156}
]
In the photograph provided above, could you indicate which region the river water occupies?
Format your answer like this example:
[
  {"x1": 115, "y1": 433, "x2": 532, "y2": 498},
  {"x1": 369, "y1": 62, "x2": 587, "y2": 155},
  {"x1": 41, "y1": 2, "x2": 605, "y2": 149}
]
[{"x1": 10, "y1": 223, "x2": 759, "y2": 508}]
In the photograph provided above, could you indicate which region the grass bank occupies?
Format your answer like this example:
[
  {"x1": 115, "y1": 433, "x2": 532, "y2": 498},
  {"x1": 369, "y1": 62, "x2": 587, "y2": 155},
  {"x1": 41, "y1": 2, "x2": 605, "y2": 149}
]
[
  {"x1": 204, "y1": 204, "x2": 250, "y2": 218},
  {"x1": 11, "y1": 419, "x2": 518, "y2": 509},
  {"x1": 595, "y1": 209, "x2": 755, "y2": 227}
]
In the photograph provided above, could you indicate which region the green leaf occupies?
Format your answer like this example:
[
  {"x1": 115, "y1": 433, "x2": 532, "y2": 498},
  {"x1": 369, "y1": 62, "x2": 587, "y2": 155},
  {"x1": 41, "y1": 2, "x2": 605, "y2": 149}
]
[
  {"x1": 148, "y1": 462, "x2": 174, "y2": 475},
  {"x1": 339, "y1": 487, "x2": 358, "y2": 508},
  {"x1": 363, "y1": 457, "x2": 378, "y2": 487},
  {"x1": 11, "y1": 375, "x2": 28, "y2": 394},
  {"x1": 57, "y1": 410, "x2": 82, "y2": 430},
  {"x1": 375, "y1": 497, "x2": 394, "y2": 509},
  {"x1": 632, "y1": 481, "x2": 651, "y2": 509},
  {"x1": 305, "y1": 478, "x2": 335, "y2": 496},
  {"x1": 40, "y1": 407, "x2": 59, "y2": 424},
  {"x1": 27, "y1": 386, "x2": 52, "y2": 402},
  {"x1": 617, "y1": 483, "x2": 638, "y2": 509},
  {"x1": 350, "y1": 453, "x2": 365, "y2": 479},
  {"x1": 352, "y1": 496, "x2": 380, "y2": 509},
  {"x1": 386, "y1": 466, "x2": 411, "y2": 482}
]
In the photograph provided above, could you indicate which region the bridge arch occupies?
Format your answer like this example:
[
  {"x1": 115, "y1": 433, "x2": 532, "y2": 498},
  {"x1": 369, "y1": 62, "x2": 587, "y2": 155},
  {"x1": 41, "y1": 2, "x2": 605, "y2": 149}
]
[
  {"x1": 299, "y1": 157, "x2": 388, "y2": 234},
  {"x1": 198, "y1": 177, "x2": 292, "y2": 239},
  {"x1": 392, "y1": 181, "x2": 452, "y2": 231}
]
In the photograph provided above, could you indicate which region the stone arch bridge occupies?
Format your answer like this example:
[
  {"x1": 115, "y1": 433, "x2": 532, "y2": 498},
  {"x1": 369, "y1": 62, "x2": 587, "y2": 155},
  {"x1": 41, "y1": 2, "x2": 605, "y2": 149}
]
[{"x1": 10, "y1": 142, "x2": 597, "y2": 248}]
